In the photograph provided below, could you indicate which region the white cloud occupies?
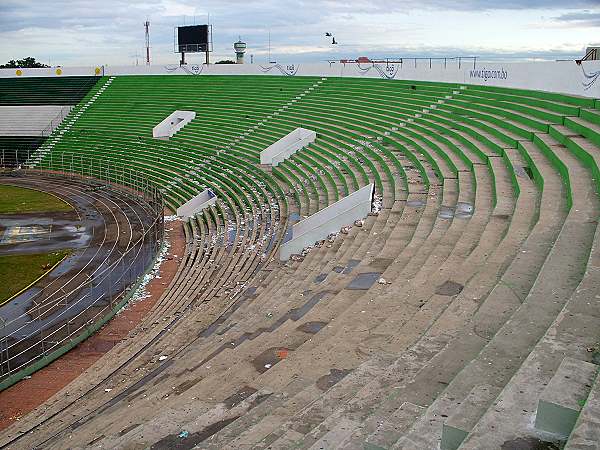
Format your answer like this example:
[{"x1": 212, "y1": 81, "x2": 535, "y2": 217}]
[{"x1": 0, "y1": 0, "x2": 598, "y2": 65}]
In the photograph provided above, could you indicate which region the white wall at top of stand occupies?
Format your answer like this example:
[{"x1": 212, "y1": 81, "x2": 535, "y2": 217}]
[{"x1": 1, "y1": 60, "x2": 599, "y2": 99}]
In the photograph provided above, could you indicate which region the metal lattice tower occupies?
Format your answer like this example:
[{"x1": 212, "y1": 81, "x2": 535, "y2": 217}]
[{"x1": 144, "y1": 20, "x2": 151, "y2": 66}]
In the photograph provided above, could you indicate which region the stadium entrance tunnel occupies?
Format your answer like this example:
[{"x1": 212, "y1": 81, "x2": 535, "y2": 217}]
[{"x1": 0, "y1": 171, "x2": 164, "y2": 389}]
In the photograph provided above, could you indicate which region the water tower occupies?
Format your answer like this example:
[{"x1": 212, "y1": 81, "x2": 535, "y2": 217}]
[{"x1": 234, "y1": 38, "x2": 247, "y2": 64}]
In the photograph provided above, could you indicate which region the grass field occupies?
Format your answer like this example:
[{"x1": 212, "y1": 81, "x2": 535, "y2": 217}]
[
  {"x1": 0, "y1": 250, "x2": 71, "y2": 305},
  {"x1": 0, "y1": 184, "x2": 73, "y2": 214}
]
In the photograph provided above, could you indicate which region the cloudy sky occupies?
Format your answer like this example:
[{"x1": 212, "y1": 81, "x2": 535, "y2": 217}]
[{"x1": 0, "y1": 0, "x2": 599, "y2": 66}]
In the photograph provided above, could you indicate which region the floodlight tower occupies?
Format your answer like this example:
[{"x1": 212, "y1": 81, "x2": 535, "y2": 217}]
[
  {"x1": 234, "y1": 38, "x2": 247, "y2": 64},
  {"x1": 144, "y1": 20, "x2": 151, "y2": 65}
]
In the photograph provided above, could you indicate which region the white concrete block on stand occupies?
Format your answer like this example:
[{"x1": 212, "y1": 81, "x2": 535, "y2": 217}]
[
  {"x1": 176, "y1": 189, "x2": 217, "y2": 219},
  {"x1": 153, "y1": 110, "x2": 195, "y2": 139},
  {"x1": 279, "y1": 183, "x2": 374, "y2": 261},
  {"x1": 260, "y1": 127, "x2": 317, "y2": 167}
]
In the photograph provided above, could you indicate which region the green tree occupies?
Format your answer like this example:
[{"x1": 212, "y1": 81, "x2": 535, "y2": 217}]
[{"x1": 0, "y1": 57, "x2": 50, "y2": 68}]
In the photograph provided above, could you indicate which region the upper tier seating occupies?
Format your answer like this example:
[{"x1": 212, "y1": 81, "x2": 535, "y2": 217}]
[
  {"x1": 2, "y1": 74, "x2": 599, "y2": 450},
  {"x1": 0, "y1": 76, "x2": 99, "y2": 105}
]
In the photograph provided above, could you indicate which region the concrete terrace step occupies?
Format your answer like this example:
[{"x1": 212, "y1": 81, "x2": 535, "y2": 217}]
[
  {"x1": 565, "y1": 370, "x2": 600, "y2": 450},
  {"x1": 462, "y1": 141, "x2": 599, "y2": 450},
  {"x1": 459, "y1": 150, "x2": 599, "y2": 448},
  {"x1": 227, "y1": 155, "x2": 493, "y2": 448},
  {"x1": 3, "y1": 76, "x2": 599, "y2": 450},
  {"x1": 535, "y1": 357, "x2": 598, "y2": 438},
  {"x1": 394, "y1": 138, "x2": 568, "y2": 449}
]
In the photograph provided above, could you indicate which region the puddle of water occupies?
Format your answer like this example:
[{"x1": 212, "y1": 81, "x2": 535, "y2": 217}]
[
  {"x1": 316, "y1": 368, "x2": 352, "y2": 391},
  {"x1": 347, "y1": 272, "x2": 382, "y2": 290},
  {"x1": 297, "y1": 321, "x2": 328, "y2": 334},
  {"x1": 501, "y1": 437, "x2": 559, "y2": 450},
  {"x1": 407, "y1": 200, "x2": 426, "y2": 208},
  {"x1": 0, "y1": 225, "x2": 51, "y2": 244},
  {"x1": 342, "y1": 259, "x2": 361, "y2": 275},
  {"x1": 252, "y1": 347, "x2": 292, "y2": 373},
  {"x1": 436, "y1": 280, "x2": 464, "y2": 296},
  {"x1": 439, "y1": 206, "x2": 455, "y2": 219},
  {"x1": 314, "y1": 273, "x2": 327, "y2": 283},
  {"x1": 455, "y1": 202, "x2": 474, "y2": 219}
]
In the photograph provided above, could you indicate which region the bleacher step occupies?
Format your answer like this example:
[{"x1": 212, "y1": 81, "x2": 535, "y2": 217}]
[
  {"x1": 364, "y1": 401, "x2": 425, "y2": 448},
  {"x1": 535, "y1": 357, "x2": 598, "y2": 438},
  {"x1": 440, "y1": 384, "x2": 500, "y2": 450},
  {"x1": 565, "y1": 370, "x2": 600, "y2": 449}
]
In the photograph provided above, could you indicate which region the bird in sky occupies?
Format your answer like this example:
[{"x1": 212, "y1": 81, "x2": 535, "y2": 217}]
[{"x1": 325, "y1": 32, "x2": 332, "y2": 37}]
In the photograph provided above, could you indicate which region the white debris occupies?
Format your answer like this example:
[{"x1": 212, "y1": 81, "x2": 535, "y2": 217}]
[{"x1": 117, "y1": 223, "x2": 173, "y2": 311}]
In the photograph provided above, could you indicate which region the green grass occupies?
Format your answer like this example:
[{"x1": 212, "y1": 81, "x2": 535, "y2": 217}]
[
  {"x1": 0, "y1": 184, "x2": 73, "y2": 214},
  {"x1": 0, "y1": 250, "x2": 71, "y2": 304}
]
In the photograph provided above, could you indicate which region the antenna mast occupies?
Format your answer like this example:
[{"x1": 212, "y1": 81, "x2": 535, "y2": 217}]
[{"x1": 144, "y1": 20, "x2": 151, "y2": 65}]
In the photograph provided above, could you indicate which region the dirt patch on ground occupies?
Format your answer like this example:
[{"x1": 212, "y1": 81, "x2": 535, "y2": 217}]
[{"x1": 0, "y1": 216, "x2": 186, "y2": 431}]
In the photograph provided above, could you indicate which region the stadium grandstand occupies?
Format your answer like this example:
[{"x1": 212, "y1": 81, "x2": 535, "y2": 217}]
[{"x1": 0, "y1": 54, "x2": 599, "y2": 450}]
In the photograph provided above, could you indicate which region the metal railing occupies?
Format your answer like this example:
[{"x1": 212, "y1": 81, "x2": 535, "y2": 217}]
[
  {"x1": 329, "y1": 56, "x2": 479, "y2": 70},
  {"x1": 40, "y1": 105, "x2": 73, "y2": 137},
  {"x1": 0, "y1": 154, "x2": 164, "y2": 389}
]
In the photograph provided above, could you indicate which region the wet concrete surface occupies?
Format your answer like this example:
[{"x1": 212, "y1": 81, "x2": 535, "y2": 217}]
[
  {"x1": 514, "y1": 166, "x2": 529, "y2": 179},
  {"x1": 147, "y1": 392, "x2": 272, "y2": 449},
  {"x1": 150, "y1": 416, "x2": 240, "y2": 450},
  {"x1": 297, "y1": 321, "x2": 328, "y2": 334},
  {"x1": 406, "y1": 199, "x2": 426, "y2": 208},
  {"x1": 191, "y1": 291, "x2": 331, "y2": 373},
  {"x1": 252, "y1": 347, "x2": 292, "y2": 373},
  {"x1": 437, "y1": 202, "x2": 474, "y2": 220},
  {"x1": 33, "y1": 252, "x2": 333, "y2": 437},
  {"x1": 342, "y1": 259, "x2": 361, "y2": 274},
  {"x1": 368, "y1": 258, "x2": 394, "y2": 271},
  {"x1": 223, "y1": 386, "x2": 258, "y2": 408},
  {"x1": 283, "y1": 212, "x2": 302, "y2": 244},
  {"x1": 455, "y1": 202, "x2": 474, "y2": 219},
  {"x1": 439, "y1": 205, "x2": 456, "y2": 219},
  {"x1": 347, "y1": 272, "x2": 382, "y2": 290},
  {"x1": 436, "y1": 280, "x2": 464, "y2": 296},
  {"x1": 500, "y1": 437, "x2": 560, "y2": 450},
  {"x1": 314, "y1": 273, "x2": 328, "y2": 283},
  {"x1": 316, "y1": 368, "x2": 352, "y2": 391}
]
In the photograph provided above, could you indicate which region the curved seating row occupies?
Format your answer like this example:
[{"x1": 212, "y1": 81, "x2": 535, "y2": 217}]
[{"x1": 2, "y1": 74, "x2": 599, "y2": 450}]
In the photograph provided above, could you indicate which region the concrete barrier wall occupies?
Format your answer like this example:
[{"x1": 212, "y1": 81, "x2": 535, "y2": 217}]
[
  {"x1": 176, "y1": 189, "x2": 217, "y2": 218},
  {"x1": 1, "y1": 60, "x2": 599, "y2": 98},
  {"x1": 280, "y1": 183, "x2": 374, "y2": 261},
  {"x1": 260, "y1": 128, "x2": 316, "y2": 166}
]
